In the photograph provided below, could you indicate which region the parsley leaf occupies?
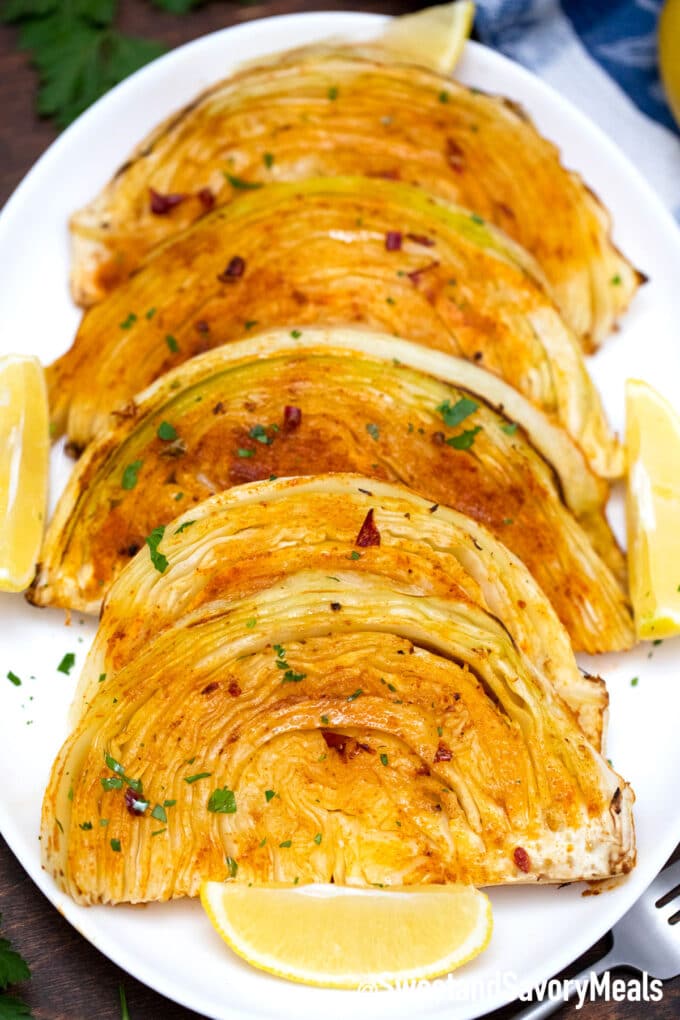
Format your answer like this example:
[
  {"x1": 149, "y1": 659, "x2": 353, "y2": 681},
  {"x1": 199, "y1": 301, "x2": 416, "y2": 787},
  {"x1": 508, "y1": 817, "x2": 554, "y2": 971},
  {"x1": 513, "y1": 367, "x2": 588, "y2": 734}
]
[
  {"x1": 0, "y1": 920, "x2": 31, "y2": 991},
  {"x1": 121, "y1": 459, "x2": 143, "y2": 490},
  {"x1": 157, "y1": 420, "x2": 177, "y2": 441},
  {"x1": 437, "y1": 397, "x2": 478, "y2": 429},
  {"x1": 2, "y1": 3, "x2": 166, "y2": 129},
  {"x1": 6, "y1": 672, "x2": 21, "y2": 687},
  {"x1": 57, "y1": 652, "x2": 75, "y2": 675},
  {"x1": 446, "y1": 426, "x2": 482, "y2": 450},
  {"x1": 224, "y1": 173, "x2": 262, "y2": 190},
  {"x1": 207, "y1": 787, "x2": 237, "y2": 813},
  {"x1": 145, "y1": 525, "x2": 168, "y2": 573}
]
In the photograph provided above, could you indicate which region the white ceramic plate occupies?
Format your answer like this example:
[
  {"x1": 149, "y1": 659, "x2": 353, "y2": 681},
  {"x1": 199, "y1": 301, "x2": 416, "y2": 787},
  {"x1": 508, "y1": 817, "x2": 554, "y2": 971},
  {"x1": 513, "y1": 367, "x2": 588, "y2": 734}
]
[{"x1": 1, "y1": 11, "x2": 679, "y2": 1020}]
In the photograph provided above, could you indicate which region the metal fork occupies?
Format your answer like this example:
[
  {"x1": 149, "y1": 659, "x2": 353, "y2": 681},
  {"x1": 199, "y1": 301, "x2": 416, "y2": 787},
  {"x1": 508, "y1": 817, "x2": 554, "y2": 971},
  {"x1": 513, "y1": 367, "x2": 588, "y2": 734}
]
[{"x1": 513, "y1": 858, "x2": 680, "y2": 1019}]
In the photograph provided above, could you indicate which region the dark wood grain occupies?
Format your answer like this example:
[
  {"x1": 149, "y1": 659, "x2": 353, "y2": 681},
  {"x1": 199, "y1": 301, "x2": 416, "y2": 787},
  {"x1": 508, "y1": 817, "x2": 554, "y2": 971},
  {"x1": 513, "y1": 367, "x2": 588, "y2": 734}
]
[{"x1": 0, "y1": 2, "x2": 678, "y2": 1018}]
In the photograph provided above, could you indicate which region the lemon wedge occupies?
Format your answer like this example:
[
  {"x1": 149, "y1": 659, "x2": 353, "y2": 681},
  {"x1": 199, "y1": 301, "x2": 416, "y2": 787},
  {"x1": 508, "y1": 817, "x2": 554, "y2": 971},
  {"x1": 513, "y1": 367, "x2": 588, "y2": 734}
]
[
  {"x1": 200, "y1": 881, "x2": 492, "y2": 988},
  {"x1": 660, "y1": 0, "x2": 680, "y2": 127},
  {"x1": 0, "y1": 355, "x2": 49, "y2": 592},
  {"x1": 626, "y1": 378, "x2": 680, "y2": 639},
  {"x1": 380, "y1": 1, "x2": 475, "y2": 74}
]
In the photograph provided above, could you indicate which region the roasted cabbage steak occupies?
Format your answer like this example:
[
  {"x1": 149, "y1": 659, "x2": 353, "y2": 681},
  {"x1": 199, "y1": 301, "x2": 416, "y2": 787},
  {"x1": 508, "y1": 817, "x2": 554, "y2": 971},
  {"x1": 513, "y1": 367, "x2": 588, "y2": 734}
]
[{"x1": 42, "y1": 477, "x2": 635, "y2": 905}]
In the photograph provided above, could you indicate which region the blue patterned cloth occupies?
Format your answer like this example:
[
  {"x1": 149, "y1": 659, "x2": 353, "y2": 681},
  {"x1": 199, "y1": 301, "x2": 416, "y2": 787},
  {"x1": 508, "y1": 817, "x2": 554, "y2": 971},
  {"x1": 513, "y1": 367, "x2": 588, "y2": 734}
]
[{"x1": 474, "y1": 0, "x2": 680, "y2": 218}]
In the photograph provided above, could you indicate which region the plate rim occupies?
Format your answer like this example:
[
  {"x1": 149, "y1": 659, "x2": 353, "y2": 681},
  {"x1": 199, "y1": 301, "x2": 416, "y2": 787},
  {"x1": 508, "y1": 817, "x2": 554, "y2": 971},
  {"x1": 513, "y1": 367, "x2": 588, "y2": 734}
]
[{"x1": 1, "y1": 10, "x2": 680, "y2": 1020}]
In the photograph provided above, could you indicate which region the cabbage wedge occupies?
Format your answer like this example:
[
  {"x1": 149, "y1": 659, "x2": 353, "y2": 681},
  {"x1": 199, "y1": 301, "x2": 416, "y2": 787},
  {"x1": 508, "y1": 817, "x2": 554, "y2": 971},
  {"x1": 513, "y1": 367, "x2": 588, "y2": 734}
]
[
  {"x1": 69, "y1": 48, "x2": 640, "y2": 350},
  {"x1": 55, "y1": 177, "x2": 619, "y2": 476},
  {"x1": 72, "y1": 474, "x2": 608, "y2": 745},
  {"x1": 42, "y1": 477, "x2": 635, "y2": 905},
  {"x1": 31, "y1": 328, "x2": 633, "y2": 655}
]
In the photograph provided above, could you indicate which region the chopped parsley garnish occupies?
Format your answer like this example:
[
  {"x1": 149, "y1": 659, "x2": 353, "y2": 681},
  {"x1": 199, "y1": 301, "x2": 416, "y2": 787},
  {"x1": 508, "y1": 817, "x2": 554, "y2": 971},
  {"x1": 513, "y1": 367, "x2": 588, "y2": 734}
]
[
  {"x1": 104, "y1": 753, "x2": 124, "y2": 775},
  {"x1": 249, "y1": 423, "x2": 273, "y2": 445},
  {"x1": 244, "y1": 320, "x2": 259, "y2": 330},
  {"x1": 173, "y1": 492, "x2": 184, "y2": 501},
  {"x1": 279, "y1": 839, "x2": 292, "y2": 848},
  {"x1": 631, "y1": 676, "x2": 639, "y2": 687},
  {"x1": 263, "y1": 152, "x2": 275, "y2": 169},
  {"x1": 145, "y1": 525, "x2": 168, "y2": 573},
  {"x1": 347, "y1": 689, "x2": 363, "y2": 702},
  {"x1": 151, "y1": 828, "x2": 167, "y2": 837},
  {"x1": 348, "y1": 550, "x2": 361, "y2": 560},
  {"x1": 437, "y1": 397, "x2": 478, "y2": 428},
  {"x1": 237, "y1": 448, "x2": 255, "y2": 458},
  {"x1": 281, "y1": 669, "x2": 306, "y2": 684},
  {"x1": 151, "y1": 804, "x2": 167, "y2": 824},
  {"x1": 226, "y1": 856, "x2": 238, "y2": 878},
  {"x1": 503, "y1": 517, "x2": 514, "y2": 526},
  {"x1": 273, "y1": 645, "x2": 307, "y2": 684},
  {"x1": 438, "y1": 90, "x2": 450, "y2": 103},
  {"x1": 185, "y1": 772, "x2": 212, "y2": 784},
  {"x1": 98, "y1": 673, "x2": 107, "y2": 683},
  {"x1": 101, "y1": 776, "x2": 124, "y2": 791},
  {"x1": 245, "y1": 617, "x2": 257, "y2": 629},
  {"x1": 6, "y1": 671, "x2": 21, "y2": 687},
  {"x1": 470, "y1": 213, "x2": 485, "y2": 225},
  {"x1": 57, "y1": 652, "x2": 76, "y2": 675},
  {"x1": 79, "y1": 821, "x2": 93, "y2": 831},
  {"x1": 165, "y1": 334, "x2": 180, "y2": 353},
  {"x1": 611, "y1": 274, "x2": 622, "y2": 285},
  {"x1": 121, "y1": 459, "x2": 143, "y2": 490},
  {"x1": 259, "y1": 837, "x2": 267, "y2": 847},
  {"x1": 327, "y1": 86, "x2": 338, "y2": 100},
  {"x1": 446, "y1": 426, "x2": 482, "y2": 450},
  {"x1": 387, "y1": 682, "x2": 397, "y2": 692},
  {"x1": 163, "y1": 800, "x2": 176, "y2": 808},
  {"x1": 290, "y1": 329, "x2": 302, "y2": 339},
  {"x1": 320, "y1": 715, "x2": 329, "y2": 725},
  {"x1": 313, "y1": 833, "x2": 322, "y2": 845},
  {"x1": 265, "y1": 790, "x2": 276, "y2": 802},
  {"x1": 366, "y1": 423, "x2": 380, "y2": 441},
  {"x1": 380, "y1": 753, "x2": 389, "y2": 766},
  {"x1": 119, "y1": 313, "x2": 137, "y2": 330},
  {"x1": 157, "y1": 420, "x2": 178, "y2": 441},
  {"x1": 224, "y1": 173, "x2": 263, "y2": 190},
  {"x1": 207, "y1": 787, "x2": 237, "y2": 813},
  {"x1": 501, "y1": 421, "x2": 518, "y2": 435},
  {"x1": 145, "y1": 307, "x2": 156, "y2": 320},
  {"x1": 174, "y1": 520, "x2": 196, "y2": 535},
  {"x1": 100, "y1": 818, "x2": 109, "y2": 826},
  {"x1": 110, "y1": 838, "x2": 121, "y2": 852}
]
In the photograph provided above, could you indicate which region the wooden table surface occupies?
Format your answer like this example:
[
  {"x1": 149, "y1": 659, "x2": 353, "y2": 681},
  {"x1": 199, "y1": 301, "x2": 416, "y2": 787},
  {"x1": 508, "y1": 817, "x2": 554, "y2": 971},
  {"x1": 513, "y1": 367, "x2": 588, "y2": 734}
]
[{"x1": 0, "y1": 2, "x2": 678, "y2": 1018}]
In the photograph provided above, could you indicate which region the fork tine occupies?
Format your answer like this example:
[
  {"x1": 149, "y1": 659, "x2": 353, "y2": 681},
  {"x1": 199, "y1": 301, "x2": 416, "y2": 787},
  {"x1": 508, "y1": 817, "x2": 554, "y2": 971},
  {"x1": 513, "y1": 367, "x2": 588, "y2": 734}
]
[{"x1": 650, "y1": 859, "x2": 680, "y2": 903}]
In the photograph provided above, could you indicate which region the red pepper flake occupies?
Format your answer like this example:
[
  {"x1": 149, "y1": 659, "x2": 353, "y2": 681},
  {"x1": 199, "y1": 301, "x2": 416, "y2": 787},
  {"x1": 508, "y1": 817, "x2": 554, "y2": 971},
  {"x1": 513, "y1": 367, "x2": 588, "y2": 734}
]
[
  {"x1": 195, "y1": 320, "x2": 210, "y2": 334},
  {"x1": 355, "y1": 508, "x2": 381, "y2": 547},
  {"x1": 149, "y1": 187, "x2": 186, "y2": 215},
  {"x1": 321, "y1": 730, "x2": 373, "y2": 761},
  {"x1": 432, "y1": 430, "x2": 446, "y2": 445},
  {"x1": 197, "y1": 187, "x2": 215, "y2": 210},
  {"x1": 124, "y1": 787, "x2": 146, "y2": 816},
  {"x1": 446, "y1": 138, "x2": 465, "y2": 173},
  {"x1": 407, "y1": 260, "x2": 440, "y2": 285},
  {"x1": 228, "y1": 681, "x2": 242, "y2": 697},
  {"x1": 201, "y1": 682, "x2": 219, "y2": 695},
  {"x1": 385, "y1": 231, "x2": 402, "y2": 251},
  {"x1": 218, "y1": 256, "x2": 246, "y2": 282},
  {"x1": 407, "y1": 233, "x2": 435, "y2": 247},
  {"x1": 283, "y1": 405, "x2": 302, "y2": 430},
  {"x1": 433, "y1": 741, "x2": 453, "y2": 763},
  {"x1": 513, "y1": 846, "x2": 531, "y2": 873}
]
